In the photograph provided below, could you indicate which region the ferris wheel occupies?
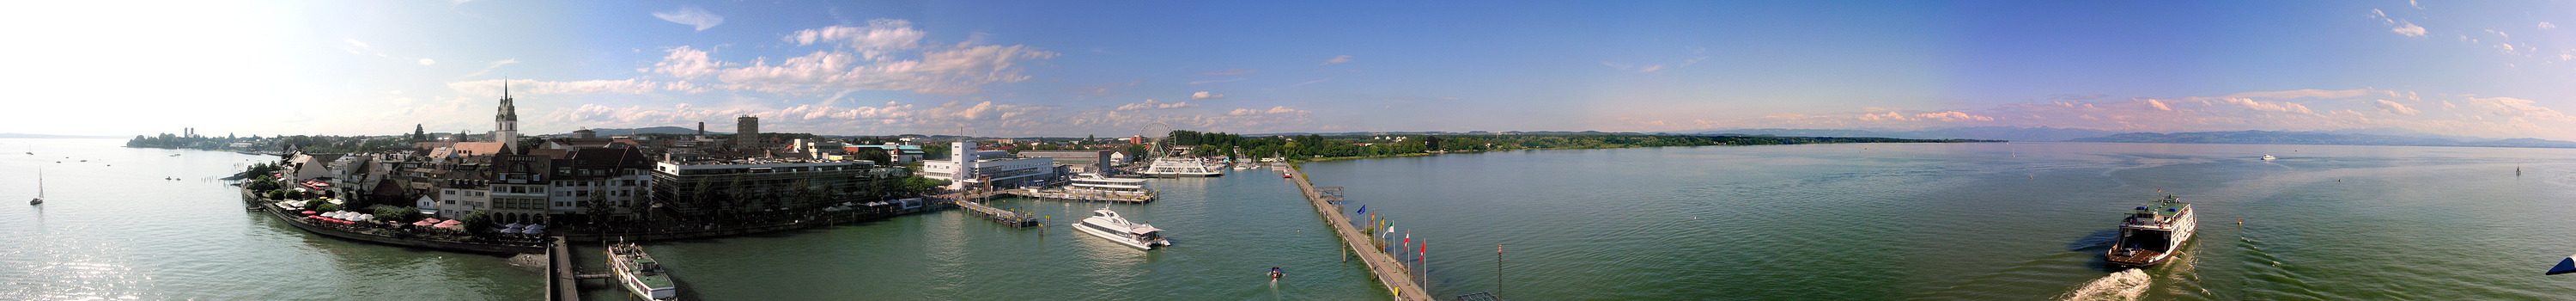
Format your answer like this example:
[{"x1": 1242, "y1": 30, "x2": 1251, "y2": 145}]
[{"x1": 1139, "y1": 122, "x2": 1176, "y2": 157}]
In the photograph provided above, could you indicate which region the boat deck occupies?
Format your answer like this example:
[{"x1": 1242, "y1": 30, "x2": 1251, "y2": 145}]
[{"x1": 2106, "y1": 249, "x2": 2166, "y2": 267}]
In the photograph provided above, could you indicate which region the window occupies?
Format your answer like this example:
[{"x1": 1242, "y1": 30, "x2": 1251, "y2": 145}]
[
  {"x1": 623, "y1": 180, "x2": 636, "y2": 187},
  {"x1": 445, "y1": 190, "x2": 455, "y2": 195},
  {"x1": 445, "y1": 200, "x2": 456, "y2": 205}
]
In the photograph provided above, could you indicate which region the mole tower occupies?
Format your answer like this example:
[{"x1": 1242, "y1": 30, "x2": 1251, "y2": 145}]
[{"x1": 496, "y1": 81, "x2": 520, "y2": 153}]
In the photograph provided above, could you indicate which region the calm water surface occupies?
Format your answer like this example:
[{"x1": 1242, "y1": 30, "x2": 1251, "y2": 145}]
[
  {"x1": 12, "y1": 138, "x2": 2576, "y2": 300},
  {"x1": 1300, "y1": 141, "x2": 2576, "y2": 300}
]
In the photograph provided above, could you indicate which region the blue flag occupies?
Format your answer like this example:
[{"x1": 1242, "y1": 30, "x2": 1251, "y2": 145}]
[{"x1": 1355, "y1": 206, "x2": 1366, "y2": 214}]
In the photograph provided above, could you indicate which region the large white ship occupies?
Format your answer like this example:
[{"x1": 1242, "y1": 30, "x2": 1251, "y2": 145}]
[
  {"x1": 2106, "y1": 195, "x2": 2196, "y2": 267},
  {"x1": 1072, "y1": 208, "x2": 1172, "y2": 249},
  {"x1": 1140, "y1": 157, "x2": 1223, "y2": 177},
  {"x1": 608, "y1": 242, "x2": 679, "y2": 300}
]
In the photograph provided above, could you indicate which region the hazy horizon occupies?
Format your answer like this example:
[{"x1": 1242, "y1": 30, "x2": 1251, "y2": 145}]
[{"x1": 12, "y1": 1, "x2": 2576, "y2": 140}]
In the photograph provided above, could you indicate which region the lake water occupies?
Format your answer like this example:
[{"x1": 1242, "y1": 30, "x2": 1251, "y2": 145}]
[
  {"x1": 9, "y1": 138, "x2": 2576, "y2": 299},
  {"x1": 1298, "y1": 141, "x2": 2576, "y2": 300}
]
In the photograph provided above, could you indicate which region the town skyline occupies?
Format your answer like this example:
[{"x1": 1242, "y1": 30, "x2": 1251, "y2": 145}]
[{"x1": 12, "y1": 1, "x2": 2576, "y2": 140}]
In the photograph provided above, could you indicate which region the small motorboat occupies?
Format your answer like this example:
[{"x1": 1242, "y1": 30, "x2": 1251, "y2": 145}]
[{"x1": 1269, "y1": 267, "x2": 1285, "y2": 279}]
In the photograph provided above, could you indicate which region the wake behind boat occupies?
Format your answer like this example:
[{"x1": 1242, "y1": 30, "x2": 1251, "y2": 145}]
[
  {"x1": 2107, "y1": 195, "x2": 2196, "y2": 267},
  {"x1": 608, "y1": 242, "x2": 678, "y2": 300},
  {"x1": 1073, "y1": 208, "x2": 1172, "y2": 249}
]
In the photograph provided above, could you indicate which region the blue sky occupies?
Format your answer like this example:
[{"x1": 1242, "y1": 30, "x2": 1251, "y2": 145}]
[{"x1": 13, "y1": 1, "x2": 2576, "y2": 139}]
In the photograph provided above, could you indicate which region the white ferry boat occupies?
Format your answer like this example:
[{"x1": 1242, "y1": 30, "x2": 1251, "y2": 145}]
[
  {"x1": 2261, "y1": 155, "x2": 2275, "y2": 161},
  {"x1": 1141, "y1": 157, "x2": 1223, "y2": 177},
  {"x1": 2106, "y1": 195, "x2": 2196, "y2": 267},
  {"x1": 608, "y1": 242, "x2": 679, "y2": 300},
  {"x1": 1068, "y1": 174, "x2": 1151, "y2": 196},
  {"x1": 1073, "y1": 208, "x2": 1172, "y2": 249}
]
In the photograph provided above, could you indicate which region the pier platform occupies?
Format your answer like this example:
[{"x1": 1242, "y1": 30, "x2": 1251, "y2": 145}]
[
  {"x1": 1284, "y1": 164, "x2": 1435, "y2": 301},
  {"x1": 957, "y1": 199, "x2": 1040, "y2": 227}
]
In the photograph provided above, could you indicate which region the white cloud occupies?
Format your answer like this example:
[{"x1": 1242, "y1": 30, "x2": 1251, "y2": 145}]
[
  {"x1": 653, "y1": 6, "x2": 726, "y2": 32},
  {"x1": 2374, "y1": 100, "x2": 2421, "y2": 115},
  {"x1": 651, "y1": 46, "x2": 719, "y2": 79},
  {"x1": 1191, "y1": 91, "x2": 1224, "y2": 100},
  {"x1": 1188, "y1": 78, "x2": 1245, "y2": 84},
  {"x1": 1914, "y1": 111, "x2": 1995, "y2": 122},
  {"x1": 2409, "y1": 0, "x2": 2421, "y2": 9},
  {"x1": 2223, "y1": 89, "x2": 2375, "y2": 99},
  {"x1": 418, "y1": 58, "x2": 435, "y2": 65},
  {"x1": 787, "y1": 19, "x2": 927, "y2": 60},
  {"x1": 2545, "y1": 22, "x2": 2559, "y2": 30},
  {"x1": 673, "y1": 20, "x2": 1057, "y2": 95},
  {"x1": 2143, "y1": 98, "x2": 2172, "y2": 111},
  {"x1": 2393, "y1": 20, "x2": 2427, "y2": 37},
  {"x1": 1115, "y1": 100, "x2": 1196, "y2": 111},
  {"x1": 2215, "y1": 97, "x2": 2315, "y2": 114},
  {"x1": 459, "y1": 59, "x2": 519, "y2": 78},
  {"x1": 1322, "y1": 55, "x2": 1352, "y2": 65},
  {"x1": 449, "y1": 78, "x2": 666, "y2": 95},
  {"x1": 343, "y1": 39, "x2": 370, "y2": 48},
  {"x1": 1229, "y1": 106, "x2": 1308, "y2": 116}
]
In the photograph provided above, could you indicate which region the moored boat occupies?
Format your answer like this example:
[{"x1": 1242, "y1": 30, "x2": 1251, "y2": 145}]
[
  {"x1": 608, "y1": 242, "x2": 679, "y2": 300},
  {"x1": 1140, "y1": 157, "x2": 1223, "y2": 177},
  {"x1": 1072, "y1": 208, "x2": 1172, "y2": 249},
  {"x1": 2106, "y1": 195, "x2": 2196, "y2": 267}
]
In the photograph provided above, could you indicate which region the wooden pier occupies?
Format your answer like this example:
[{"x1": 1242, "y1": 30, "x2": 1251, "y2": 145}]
[
  {"x1": 1283, "y1": 163, "x2": 1436, "y2": 301},
  {"x1": 956, "y1": 199, "x2": 1040, "y2": 227}
]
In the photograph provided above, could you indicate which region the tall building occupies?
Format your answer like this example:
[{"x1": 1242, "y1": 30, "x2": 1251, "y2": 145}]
[
  {"x1": 735, "y1": 115, "x2": 760, "y2": 150},
  {"x1": 496, "y1": 81, "x2": 521, "y2": 153}
]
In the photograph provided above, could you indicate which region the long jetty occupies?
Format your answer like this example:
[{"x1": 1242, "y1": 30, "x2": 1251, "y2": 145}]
[
  {"x1": 954, "y1": 194, "x2": 1040, "y2": 227},
  {"x1": 1282, "y1": 163, "x2": 1436, "y2": 301}
]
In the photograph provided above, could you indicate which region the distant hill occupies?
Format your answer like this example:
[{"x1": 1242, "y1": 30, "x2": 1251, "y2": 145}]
[
  {"x1": 1692, "y1": 126, "x2": 2115, "y2": 142},
  {"x1": 2066, "y1": 130, "x2": 2576, "y2": 148},
  {"x1": 562, "y1": 126, "x2": 724, "y2": 136}
]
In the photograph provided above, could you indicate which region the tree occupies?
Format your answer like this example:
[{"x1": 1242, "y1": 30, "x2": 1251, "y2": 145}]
[
  {"x1": 413, "y1": 125, "x2": 428, "y2": 141},
  {"x1": 855, "y1": 150, "x2": 893, "y2": 165},
  {"x1": 458, "y1": 211, "x2": 494, "y2": 233},
  {"x1": 376, "y1": 206, "x2": 419, "y2": 222}
]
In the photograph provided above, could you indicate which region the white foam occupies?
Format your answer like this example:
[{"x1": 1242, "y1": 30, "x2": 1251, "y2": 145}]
[{"x1": 2056, "y1": 269, "x2": 2151, "y2": 301}]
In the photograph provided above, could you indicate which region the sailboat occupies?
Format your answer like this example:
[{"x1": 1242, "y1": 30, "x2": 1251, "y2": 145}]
[{"x1": 29, "y1": 169, "x2": 43, "y2": 206}]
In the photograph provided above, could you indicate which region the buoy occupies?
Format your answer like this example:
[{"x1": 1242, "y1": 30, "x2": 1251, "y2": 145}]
[{"x1": 2237, "y1": 218, "x2": 2242, "y2": 226}]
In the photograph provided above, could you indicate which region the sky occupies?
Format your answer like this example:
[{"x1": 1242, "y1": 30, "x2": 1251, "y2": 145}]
[{"x1": 10, "y1": 0, "x2": 2576, "y2": 140}]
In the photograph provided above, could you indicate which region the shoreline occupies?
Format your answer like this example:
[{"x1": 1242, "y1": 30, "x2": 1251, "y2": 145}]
[{"x1": 240, "y1": 185, "x2": 949, "y2": 255}]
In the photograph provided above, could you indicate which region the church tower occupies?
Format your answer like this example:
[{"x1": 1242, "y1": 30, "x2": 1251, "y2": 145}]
[{"x1": 496, "y1": 81, "x2": 521, "y2": 153}]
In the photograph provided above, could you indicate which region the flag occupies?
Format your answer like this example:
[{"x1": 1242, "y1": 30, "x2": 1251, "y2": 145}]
[{"x1": 1355, "y1": 206, "x2": 1365, "y2": 214}]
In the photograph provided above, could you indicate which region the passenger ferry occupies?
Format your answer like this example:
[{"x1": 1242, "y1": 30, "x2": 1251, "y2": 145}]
[
  {"x1": 1073, "y1": 208, "x2": 1172, "y2": 249},
  {"x1": 1140, "y1": 157, "x2": 1223, "y2": 177},
  {"x1": 2106, "y1": 195, "x2": 2196, "y2": 267},
  {"x1": 1068, "y1": 174, "x2": 1153, "y2": 197},
  {"x1": 608, "y1": 242, "x2": 679, "y2": 300}
]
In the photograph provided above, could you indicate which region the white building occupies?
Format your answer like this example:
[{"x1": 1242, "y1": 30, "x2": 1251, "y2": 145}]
[{"x1": 920, "y1": 141, "x2": 1054, "y2": 190}]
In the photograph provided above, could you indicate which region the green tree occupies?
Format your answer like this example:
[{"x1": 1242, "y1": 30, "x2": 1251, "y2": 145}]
[{"x1": 375, "y1": 206, "x2": 419, "y2": 222}]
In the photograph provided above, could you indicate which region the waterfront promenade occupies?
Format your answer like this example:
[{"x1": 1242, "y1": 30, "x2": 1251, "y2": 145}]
[{"x1": 1283, "y1": 163, "x2": 1436, "y2": 301}]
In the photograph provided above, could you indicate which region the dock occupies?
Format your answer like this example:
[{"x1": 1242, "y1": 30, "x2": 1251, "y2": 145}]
[
  {"x1": 545, "y1": 236, "x2": 580, "y2": 301},
  {"x1": 1283, "y1": 163, "x2": 1436, "y2": 301},
  {"x1": 956, "y1": 198, "x2": 1040, "y2": 227}
]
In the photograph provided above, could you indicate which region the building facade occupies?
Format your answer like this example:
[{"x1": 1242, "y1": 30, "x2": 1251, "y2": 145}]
[{"x1": 650, "y1": 159, "x2": 907, "y2": 218}]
